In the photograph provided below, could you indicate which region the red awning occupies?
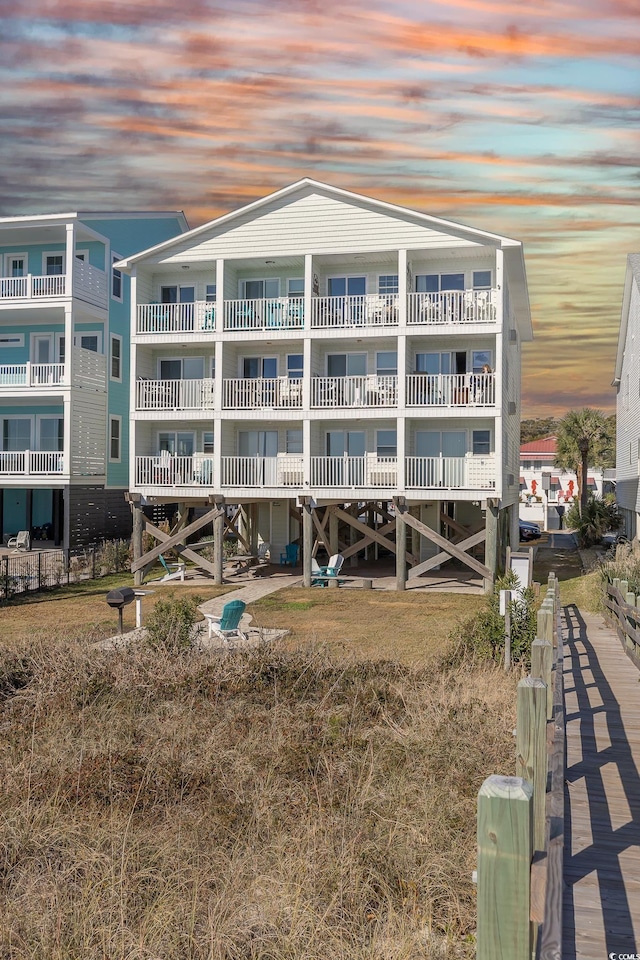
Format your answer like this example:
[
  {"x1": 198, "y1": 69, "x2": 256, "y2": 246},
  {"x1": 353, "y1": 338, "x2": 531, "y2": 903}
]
[{"x1": 551, "y1": 476, "x2": 560, "y2": 485}]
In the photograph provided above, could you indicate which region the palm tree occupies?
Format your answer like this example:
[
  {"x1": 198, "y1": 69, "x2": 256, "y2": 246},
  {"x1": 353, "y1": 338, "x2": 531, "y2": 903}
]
[{"x1": 554, "y1": 409, "x2": 614, "y2": 514}]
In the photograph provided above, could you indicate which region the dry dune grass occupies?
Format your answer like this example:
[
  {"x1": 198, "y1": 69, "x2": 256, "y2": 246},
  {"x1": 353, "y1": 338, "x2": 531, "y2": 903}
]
[{"x1": 0, "y1": 636, "x2": 517, "y2": 959}]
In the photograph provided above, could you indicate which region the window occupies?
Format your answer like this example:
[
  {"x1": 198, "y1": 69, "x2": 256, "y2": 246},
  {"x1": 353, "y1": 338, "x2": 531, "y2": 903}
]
[
  {"x1": 75, "y1": 333, "x2": 102, "y2": 353},
  {"x1": 287, "y1": 354, "x2": 303, "y2": 379},
  {"x1": 288, "y1": 278, "x2": 304, "y2": 295},
  {"x1": 161, "y1": 285, "x2": 194, "y2": 304},
  {"x1": 473, "y1": 430, "x2": 491, "y2": 456},
  {"x1": 32, "y1": 334, "x2": 53, "y2": 364},
  {"x1": 243, "y1": 356, "x2": 277, "y2": 378},
  {"x1": 328, "y1": 276, "x2": 366, "y2": 296},
  {"x1": 416, "y1": 352, "x2": 451, "y2": 375},
  {"x1": 4, "y1": 253, "x2": 27, "y2": 277},
  {"x1": 2, "y1": 418, "x2": 31, "y2": 451},
  {"x1": 327, "y1": 353, "x2": 366, "y2": 376},
  {"x1": 44, "y1": 254, "x2": 64, "y2": 276},
  {"x1": 378, "y1": 275, "x2": 398, "y2": 295},
  {"x1": 376, "y1": 351, "x2": 397, "y2": 376},
  {"x1": 472, "y1": 350, "x2": 492, "y2": 373},
  {"x1": 203, "y1": 432, "x2": 214, "y2": 454},
  {"x1": 159, "y1": 432, "x2": 194, "y2": 456},
  {"x1": 109, "y1": 417, "x2": 121, "y2": 462},
  {"x1": 110, "y1": 335, "x2": 122, "y2": 381},
  {"x1": 415, "y1": 273, "x2": 464, "y2": 292},
  {"x1": 205, "y1": 283, "x2": 216, "y2": 302},
  {"x1": 75, "y1": 249, "x2": 89, "y2": 263},
  {"x1": 377, "y1": 430, "x2": 397, "y2": 457},
  {"x1": 0, "y1": 334, "x2": 23, "y2": 347},
  {"x1": 415, "y1": 430, "x2": 466, "y2": 457},
  {"x1": 112, "y1": 254, "x2": 123, "y2": 301},
  {"x1": 286, "y1": 429, "x2": 303, "y2": 454},
  {"x1": 39, "y1": 418, "x2": 63, "y2": 452},
  {"x1": 473, "y1": 270, "x2": 492, "y2": 289},
  {"x1": 159, "y1": 357, "x2": 204, "y2": 380},
  {"x1": 241, "y1": 279, "x2": 280, "y2": 299}
]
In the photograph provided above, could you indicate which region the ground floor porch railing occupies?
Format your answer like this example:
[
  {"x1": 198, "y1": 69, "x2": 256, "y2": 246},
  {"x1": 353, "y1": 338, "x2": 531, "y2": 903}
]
[{"x1": 0, "y1": 451, "x2": 65, "y2": 475}]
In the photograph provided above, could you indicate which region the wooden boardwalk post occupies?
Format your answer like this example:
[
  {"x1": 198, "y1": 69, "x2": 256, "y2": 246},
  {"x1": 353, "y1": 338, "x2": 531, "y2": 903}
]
[
  {"x1": 477, "y1": 775, "x2": 533, "y2": 960},
  {"x1": 531, "y1": 638, "x2": 553, "y2": 720},
  {"x1": 516, "y1": 676, "x2": 548, "y2": 853}
]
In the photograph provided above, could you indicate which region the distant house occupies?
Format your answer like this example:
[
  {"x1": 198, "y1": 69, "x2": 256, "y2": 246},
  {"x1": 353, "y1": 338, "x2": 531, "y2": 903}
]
[
  {"x1": 0, "y1": 211, "x2": 188, "y2": 547},
  {"x1": 613, "y1": 253, "x2": 640, "y2": 539},
  {"x1": 519, "y1": 436, "x2": 610, "y2": 530}
]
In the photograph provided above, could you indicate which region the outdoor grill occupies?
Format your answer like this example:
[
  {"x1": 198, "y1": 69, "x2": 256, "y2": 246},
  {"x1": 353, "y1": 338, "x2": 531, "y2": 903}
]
[{"x1": 105, "y1": 586, "x2": 136, "y2": 634}]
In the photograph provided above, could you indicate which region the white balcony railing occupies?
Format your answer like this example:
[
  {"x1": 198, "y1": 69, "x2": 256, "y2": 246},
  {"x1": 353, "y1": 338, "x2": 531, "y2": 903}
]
[
  {"x1": 405, "y1": 455, "x2": 495, "y2": 489},
  {"x1": 311, "y1": 455, "x2": 398, "y2": 487},
  {"x1": 136, "y1": 302, "x2": 216, "y2": 334},
  {"x1": 221, "y1": 455, "x2": 304, "y2": 487},
  {"x1": 406, "y1": 289, "x2": 497, "y2": 325},
  {"x1": 222, "y1": 378, "x2": 303, "y2": 409},
  {"x1": 406, "y1": 372, "x2": 495, "y2": 406},
  {"x1": 311, "y1": 294, "x2": 399, "y2": 329},
  {"x1": 136, "y1": 378, "x2": 216, "y2": 411},
  {"x1": 0, "y1": 275, "x2": 67, "y2": 300},
  {"x1": 135, "y1": 455, "x2": 215, "y2": 487},
  {"x1": 0, "y1": 363, "x2": 66, "y2": 387},
  {"x1": 311, "y1": 375, "x2": 398, "y2": 408},
  {"x1": 0, "y1": 451, "x2": 65, "y2": 476},
  {"x1": 224, "y1": 298, "x2": 304, "y2": 331}
]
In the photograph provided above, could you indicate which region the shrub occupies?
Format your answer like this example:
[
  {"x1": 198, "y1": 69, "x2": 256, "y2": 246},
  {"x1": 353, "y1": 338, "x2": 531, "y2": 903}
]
[
  {"x1": 446, "y1": 570, "x2": 536, "y2": 668},
  {"x1": 144, "y1": 594, "x2": 203, "y2": 652},
  {"x1": 567, "y1": 495, "x2": 621, "y2": 547},
  {"x1": 97, "y1": 539, "x2": 132, "y2": 574}
]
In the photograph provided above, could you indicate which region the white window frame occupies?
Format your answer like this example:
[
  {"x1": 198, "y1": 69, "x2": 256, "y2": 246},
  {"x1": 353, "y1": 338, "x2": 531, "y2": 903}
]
[
  {"x1": 41, "y1": 251, "x2": 65, "y2": 276},
  {"x1": 3, "y1": 252, "x2": 28, "y2": 277},
  {"x1": 157, "y1": 430, "x2": 195, "y2": 455},
  {"x1": 326, "y1": 275, "x2": 367, "y2": 296},
  {"x1": 239, "y1": 355, "x2": 278, "y2": 378},
  {"x1": 158, "y1": 283, "x2": 194, "y2": 304},
  {"x1": 287, "y1": 278, "x2": 304, "y2": 295},
  {"x1": 376, "y1": 428, "x2": 397, "y2": 457},
  {"x1": 37, "y1": 415, "x2": 64, "y2": 452},
  {"x1": 157, "y1": 356, "x2": 206, "y2": 380},
  {"x1": 202, "y1": 431, "x2": 214, "y2": 454},
  {"x1": 30, "y1": 332, "x2": 54, "y2": 364},
  {"x1": 377, "y1": 274, "x2": 399, "y2": 295},
  {"x1": 109, "y1": 415, "x2": 122, "y2": 463},
  {"x1": 472, "y1": 270, "x2": 492, "y2": 289},
  {"x1": 110, "y1": 334, "x2": 122, "y2": 382},
  {"x1": 0, "y1": 334, "x2": 24, "y2": 347},
  {"x1": 74, "y1": 331, "x2": 103, "y2": 354},
  {"x1": 326, "y1": 352, "x2": 367, "y2": 376},
  {"x1": 112, "y1": 252, "x2": 123, "y2": 302},
  {"x1": 239, "y1": 278, "x2": 281, "y2": 298},
  {"x1": 1, "y1": 415, "x2": 33, "y2": 451}
]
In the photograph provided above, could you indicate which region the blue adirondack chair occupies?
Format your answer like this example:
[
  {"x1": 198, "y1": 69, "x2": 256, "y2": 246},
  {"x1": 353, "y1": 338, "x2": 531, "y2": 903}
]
[
  {"x1": 279, "y1": 543, "x2": 299, "y2": 566},
  {"x1": 204, "y1": 599, "x2": 247, "y2": 642}
]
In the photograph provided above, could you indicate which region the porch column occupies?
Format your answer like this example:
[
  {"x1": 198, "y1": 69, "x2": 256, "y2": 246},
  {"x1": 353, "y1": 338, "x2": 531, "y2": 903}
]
[
  {"x1": 509, "y1": 502, "x2": 520, "y2": 552},
  {"x1": 62, "y1": 392, "x2": 72, "y2": 479},
  {"x1": 65, "y1": 222, "x2": 76, "y2": 296},
  {"x1": 128, "y1": 493, "x2": 144, "y2": 586},
  {"x1": 484, "y1": 499, "x2": 499, "y2": 593},
  {"x1": 329, "y1": 507, "x2": 339, "y2": 557},
  {"x1": 304, "y1": 254, "x2": 313, "y2": 333},
  {"x1": 213, "y1": 505, "x2": 225, "y2": 584},
  {"x1": 394, "y1": 496, "x2": 407, "y2": 591},
  {"x1": 398, "y1": 249, "x2": 407, "y2": 325},
  {"x1": 301, "y1": 497, "x2": 313, "y2": 587},
  {"x1": 215, "y1": 259, "x2": 224, "y2": 333}
]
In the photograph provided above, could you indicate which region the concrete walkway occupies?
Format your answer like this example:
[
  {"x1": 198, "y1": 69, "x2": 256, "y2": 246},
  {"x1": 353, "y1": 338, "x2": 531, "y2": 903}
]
[
  {"x1": 197, "y1": 569, "x2": 301, "y2": 619},
  {"x1": 562, "y1": 604, "x2": 640, "y2": 959}
]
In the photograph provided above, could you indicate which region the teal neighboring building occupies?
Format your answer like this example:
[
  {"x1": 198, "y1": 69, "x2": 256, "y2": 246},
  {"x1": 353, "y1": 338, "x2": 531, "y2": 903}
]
[{"x1": 0, "y1": 211, "x2": 188, "y2": 547}]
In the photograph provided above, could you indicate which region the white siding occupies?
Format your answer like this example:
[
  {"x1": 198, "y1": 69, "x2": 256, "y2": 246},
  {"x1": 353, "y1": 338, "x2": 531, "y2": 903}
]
[
  {"x1": 148, "y1": 191, "x2": 483, "y2": 264},
  {"x1": 616, "y1": 263, "x2": 640, "y2": 521},
  {"x1": 71, "y1": 388, "x2": 107, "y2": 476}
]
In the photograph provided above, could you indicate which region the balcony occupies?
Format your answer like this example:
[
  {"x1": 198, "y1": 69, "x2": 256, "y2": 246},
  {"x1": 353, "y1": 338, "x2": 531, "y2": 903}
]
[
  {"x1": 311, "y1": 294, "x2": 398, "y2": 329},
  {"x1": 0, "y1": 262, "x2": 107, "y2": 308},
  {"x1": 137, "y1": 302, "x2": 216, "y2": 335},
  {"x1": 405, "y1": 454, "x2": 495, "y2": 489},
  {"x1": 221, "y1": 455, "x2": 304, "y2": 487},
  {"x1": 311, "y1": 375, "x2": 398, "y2": 408},
  {"x1": 0, "y1": 451, "x2": 64, "y2": 476},
  {"x1": 311, "y1": 455, "x2": 398, "y2": 487},
  {"x1": 407, "y1": 290, "x2": 497, "y2": 325},
  {"x1": 224, "y1": 297, "x2": 304, "y2": 331},
  {"x1": 0, "y1": 363, "x2": 66, "y2": 388},
  {"x1": 136, "y1": 378, "x2": 215, "y2": 411},
  {"x1": 135, "y1": 454, "x2": 215, "y2": 487},
  {"x1": 222, "y1": 378, "x2": 303, "y2": 410},
  {"x1": 406, "y1": 372, "x2": 495, "y2": 407}
]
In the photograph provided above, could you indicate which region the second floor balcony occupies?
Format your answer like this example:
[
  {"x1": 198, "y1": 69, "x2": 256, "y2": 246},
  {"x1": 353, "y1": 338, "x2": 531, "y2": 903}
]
[
  {"x1": 0, "y1": 348, "x2": 107, "y2": 394},
  {"x1": 135, "y1": 289, "x2": 499, "y2": 335},
  {"x1": 0, "y1": 450, "x2": 65, "y2": 476},
  {"x1": 0, "y1": 363, "x2": 66, "y2": 388},
  {"x1": 0, "y1": 260, "x2": 107, "y2": 309}
]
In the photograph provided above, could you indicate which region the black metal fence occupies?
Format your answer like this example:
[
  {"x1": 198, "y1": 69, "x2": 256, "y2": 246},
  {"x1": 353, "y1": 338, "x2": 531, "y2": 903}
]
[{"x1": 0, "y1": 540, "x2": 131, "y2": 603}]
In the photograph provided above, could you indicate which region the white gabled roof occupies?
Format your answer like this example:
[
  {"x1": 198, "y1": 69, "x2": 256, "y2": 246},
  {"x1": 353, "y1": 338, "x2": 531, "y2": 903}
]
[
  {"x1": 116, "y1": 178, "x2": 522, "y2": 264},
  {"x1": 613, "y1": 253, "x2": 640, "y2": 384}
]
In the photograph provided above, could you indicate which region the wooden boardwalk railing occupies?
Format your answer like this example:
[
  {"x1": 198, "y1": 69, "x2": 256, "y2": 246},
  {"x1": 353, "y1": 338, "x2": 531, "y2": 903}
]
[{"x1": 476, "y1": 573, "x2": 565, "y2": 959}]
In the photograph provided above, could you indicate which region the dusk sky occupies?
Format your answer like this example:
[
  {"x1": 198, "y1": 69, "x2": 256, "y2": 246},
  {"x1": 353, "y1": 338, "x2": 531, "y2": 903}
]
[{"x1": 2, "y1": 0, "x2": 639, "y2": 416}]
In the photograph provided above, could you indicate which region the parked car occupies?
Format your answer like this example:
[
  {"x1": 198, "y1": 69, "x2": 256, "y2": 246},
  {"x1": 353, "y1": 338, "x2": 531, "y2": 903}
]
[{"x1": 519, "y1": 520, "x2": 542, "y2": 542}]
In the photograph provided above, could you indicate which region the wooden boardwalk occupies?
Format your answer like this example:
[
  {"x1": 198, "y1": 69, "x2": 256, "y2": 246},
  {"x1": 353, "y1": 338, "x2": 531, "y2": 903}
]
[{"x1": 562, "y1": 604, "x2": 640, "y2": 959}]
